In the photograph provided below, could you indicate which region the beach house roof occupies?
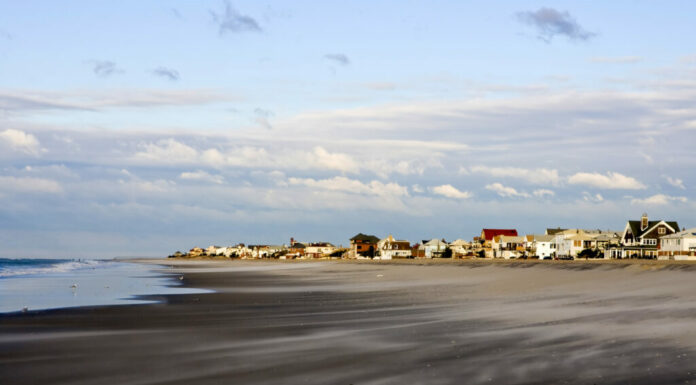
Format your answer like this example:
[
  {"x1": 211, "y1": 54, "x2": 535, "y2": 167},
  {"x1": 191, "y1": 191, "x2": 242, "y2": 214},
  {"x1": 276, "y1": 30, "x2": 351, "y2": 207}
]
[
  {"x1": 449, "y1": 239, "x2": 470, "y2": 246},
  {"x1": 350, "y1": 233, "x2": 380, "y2": 243},
  {"x1": 496, "y1": 235, "x2": 525, "y2": 243},
  {"x1": 661, "y1": 228, "x2": 696, "y2": 239},
  {"x1": 627, "y1": 220, "x2": 679, "y2": 238},
  {"x1": 424, "y1": 239, "x2": 447, "y2": 247},
  {"x1": 481, "y1": 229, "x2": 518, "y2": 241},
  {"x1": 526, "y1": 234, "x2": 554, "y2": 242}
]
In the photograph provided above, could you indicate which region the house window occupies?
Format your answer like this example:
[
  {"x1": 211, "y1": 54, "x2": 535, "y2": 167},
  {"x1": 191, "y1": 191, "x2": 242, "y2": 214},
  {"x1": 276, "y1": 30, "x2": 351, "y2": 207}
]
[{"x1": 659, "y1": 227, "x2": 666, "y2": 235}]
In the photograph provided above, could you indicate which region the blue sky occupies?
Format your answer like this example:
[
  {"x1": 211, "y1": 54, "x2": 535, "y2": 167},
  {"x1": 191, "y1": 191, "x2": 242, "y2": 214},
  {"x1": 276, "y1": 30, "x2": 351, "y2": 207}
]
[{"x1": 1, "y1": 1, "x2": 696, "y2": 257}]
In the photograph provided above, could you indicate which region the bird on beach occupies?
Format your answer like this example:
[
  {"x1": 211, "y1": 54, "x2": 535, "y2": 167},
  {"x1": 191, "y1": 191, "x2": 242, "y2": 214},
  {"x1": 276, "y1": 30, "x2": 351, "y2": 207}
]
[{"x1": 70, "y1": 283, "x2": 78, "y2": 289}]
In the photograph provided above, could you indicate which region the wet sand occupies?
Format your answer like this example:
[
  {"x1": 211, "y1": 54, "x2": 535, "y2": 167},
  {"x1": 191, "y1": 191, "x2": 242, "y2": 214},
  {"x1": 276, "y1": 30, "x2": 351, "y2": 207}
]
[{"x1": 2, "y1": 259, "x2": 696, "y2": 384}]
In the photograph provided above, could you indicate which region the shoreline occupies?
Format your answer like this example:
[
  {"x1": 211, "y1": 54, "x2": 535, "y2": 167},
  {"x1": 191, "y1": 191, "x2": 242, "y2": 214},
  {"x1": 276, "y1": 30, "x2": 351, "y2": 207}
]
[
  {"x1": 3, "y1": 260, "x2": 696, "y2": 384},
  {"x1": 146, "y1": 255, "x2": 696, "y2": 269}
]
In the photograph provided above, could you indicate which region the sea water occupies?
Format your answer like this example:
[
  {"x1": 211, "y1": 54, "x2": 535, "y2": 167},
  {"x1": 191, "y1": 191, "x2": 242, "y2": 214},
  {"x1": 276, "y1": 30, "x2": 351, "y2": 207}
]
[{"x1": 0, "y1": 258, "x2": 209, "y2": 313}]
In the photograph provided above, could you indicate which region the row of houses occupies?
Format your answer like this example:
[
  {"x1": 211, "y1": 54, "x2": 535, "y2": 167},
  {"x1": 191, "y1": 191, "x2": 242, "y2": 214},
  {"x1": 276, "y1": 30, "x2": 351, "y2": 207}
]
[
  {"x1": 173, "y1": 238, "x2": 343, "y2": 259},
  {"x1": 479, "y1": 213, "x2": 694, "y2": 260},
  {"x1": 172, "y1": 213, "x2": 696, "y2": 261}
]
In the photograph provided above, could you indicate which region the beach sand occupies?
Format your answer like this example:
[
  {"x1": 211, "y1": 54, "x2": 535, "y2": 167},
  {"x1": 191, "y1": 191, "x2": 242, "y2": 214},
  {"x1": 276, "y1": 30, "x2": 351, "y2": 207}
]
[{"x1": 2, "y1": 259, "x2": 696, "y2": 384}]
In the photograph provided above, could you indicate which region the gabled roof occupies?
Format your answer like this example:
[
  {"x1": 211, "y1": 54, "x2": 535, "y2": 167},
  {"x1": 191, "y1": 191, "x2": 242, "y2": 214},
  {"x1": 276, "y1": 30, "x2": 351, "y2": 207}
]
[
  {"x1": 481, "y1": 229, "x2": 518, "y2": 241},
  {"x1": 661, "y1": 228, "x2": 696, "y2": 239},
  {"x1": 627, "y1": 220, "x2": 679, "y2": 238},
  {"x1": 449, "y1": 239, "x2": 470, "y2": 246},
  {"x1": 424, "y1": 239, "x2": 447, "y2": 246},
  {"x1": 350, "y1": 233, "x2": 380, "y2": 243},
  {"x1": 527, "y1": 234, "x2": 555, "y2": 242}
]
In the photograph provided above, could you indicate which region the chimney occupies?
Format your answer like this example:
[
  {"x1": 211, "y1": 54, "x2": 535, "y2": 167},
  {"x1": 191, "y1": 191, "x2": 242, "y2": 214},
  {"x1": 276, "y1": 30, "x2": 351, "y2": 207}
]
[
  {"x1": 641, "y1": 213, "x2": 648, "y2": 231},
  {"x1": 290, "y1": 237, "x2": 295, "y2": 246}
]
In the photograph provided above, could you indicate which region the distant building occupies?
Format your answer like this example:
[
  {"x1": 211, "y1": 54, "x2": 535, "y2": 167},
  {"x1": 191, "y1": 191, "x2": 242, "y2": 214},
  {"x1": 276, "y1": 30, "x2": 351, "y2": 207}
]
[
  {"x1": 491, "y1": 235, "x2": 526, "y2": 259},
  {"x1": 305, "y1": 242, "x2": 336, "y2": 258},
  {"x1": 606, "y1": 213, "x2": 679, "y2": 259},
  {"x1": 659, "y1": 228, "x2": 696, "y2": 260},
  {"x1": 376, "y1": 235, "x2": 411, "y2": 260},
  {"x1": 525, "y1": 235, "x2": 556, "y2": 258},
  {"x1": 480, "y1": 229, "x2": 518, "y2": 248},
  {"x1": 350, "y1": 233, "x2": 380, "y2": 258},
  {"x1": 553, "y1": 229, "x2": 620, "y2": 259},
  {"x1": 449, "y1": 239, "x2": 472, "y2": 258},
  {"x1": 420, "y1": 239, "x2": 448, "y2": 258}
]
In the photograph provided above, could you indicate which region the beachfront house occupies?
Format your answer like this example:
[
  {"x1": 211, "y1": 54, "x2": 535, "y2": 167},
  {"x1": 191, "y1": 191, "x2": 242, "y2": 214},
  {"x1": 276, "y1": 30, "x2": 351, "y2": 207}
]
[
  {"x1": 249, "y1": 245, "x2": 286, "y2": 258},
  {"x1": 376, "y1": 235, "x2": 411, "y2": 260},
  {"x1": 491, "y1": 235, "x2": 526, "y2": 259},
  {"x1": 658, "y1": 228, "x2": 696, "y2": 260},
  {"x1": 552, "y1": 229, "x2": 620, "y2": 259},
  {"x1": 419, "y1": 239, "x2": 448, "y2": 258},
  {"x1": 525, "y1": 235, "x2": 556, "y2": 258},
  {"x1": 606, "y1": 213, "x2": 679, "y2": 259},
  {"x1": 449, "y1": 239, "x2": 472, "y2": 258},
  {"x1": 480, "y1": 229, "x2": 518, "y2": 248},
  {"x1": 304, "y1": 242, "x2": 337, "y2": 258},
  {"x1": 350, "y1": 233, "x2": 380, "y2": 258}
]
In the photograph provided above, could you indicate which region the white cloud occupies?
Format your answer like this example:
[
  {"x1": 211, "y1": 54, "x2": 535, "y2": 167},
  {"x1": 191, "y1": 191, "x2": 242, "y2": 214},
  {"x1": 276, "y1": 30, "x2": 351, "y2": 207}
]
[
  {"x1": 0, "y1": 129, "x2": 41, "y2": 155},
  {"x1": 582, "y1": 192, "x2": 604, "y2": 203},
  {"x1": 179, "y1": 170, "x2": 224, "y2": 184},
  {"x1": 411, "y1": 184, "x2": 424, "y2": 193},
  {"x1": 631, "y1": 194, "x2": 687, "y2": 206},
  {"x1": 485, "y1": 183, "x2": 530, "y2": 198},
  {"x1": 0, "y1": 176, "x2": 62, "y2": 194},
  {"x1": 533, "y1": 189, "x2": 555, "y2": 198},
  {"x1": 664, "y1": 176, "x2": 686, "y2": 190},
  {"x1": 464, "y1": 165, "x2": 560, "y2": 186},
  {"x1": 134, "y1": 139, "x2": 198, "y2": 163},
  {"x1": 288, "y1": 176, "x2": 408, "y2": 197},
  {"x1": 118, "y1": 178, "x2": 175, "y2": 193},
  {"x1": 431, "y1": 184, "x2": 472, "y2": 199},
  {"x1": 567, "y1": 172, "x2": 646, "y2": 190},
  {"x1": 306, "y1": 147, "x2": 359, "y2": 174}
]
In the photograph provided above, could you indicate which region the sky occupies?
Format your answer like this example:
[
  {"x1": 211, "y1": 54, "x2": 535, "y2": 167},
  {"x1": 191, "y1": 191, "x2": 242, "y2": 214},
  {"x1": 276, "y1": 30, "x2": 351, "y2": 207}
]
[{"x1": 1, "y1": 1, "x2": 696, "y2": 258}]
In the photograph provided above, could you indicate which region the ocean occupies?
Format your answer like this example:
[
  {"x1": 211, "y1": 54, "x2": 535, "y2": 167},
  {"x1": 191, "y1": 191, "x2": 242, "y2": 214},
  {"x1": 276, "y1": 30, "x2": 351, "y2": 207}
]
[{"x1": 0, "y1": 258, "x2": 209, "y2": 313}]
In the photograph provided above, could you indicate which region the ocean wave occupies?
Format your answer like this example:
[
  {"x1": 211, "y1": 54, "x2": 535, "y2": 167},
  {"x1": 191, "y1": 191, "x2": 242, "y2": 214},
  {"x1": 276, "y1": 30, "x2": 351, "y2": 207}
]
[{"x1": 0, "y1": 259, "x2": 106, "y2": 278}]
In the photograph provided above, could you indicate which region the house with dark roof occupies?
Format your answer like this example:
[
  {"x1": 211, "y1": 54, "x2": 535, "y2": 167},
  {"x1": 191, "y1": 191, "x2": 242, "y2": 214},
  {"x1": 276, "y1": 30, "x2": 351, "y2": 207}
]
[
  {"x1": 545, "y1": 228, "x2": 567, "y2": 236},
  {"x1": 349, "y1": 233, "x2": 380, "y2": 258},
  {"x1": 606, "y1": 213, "x2": 679, "y2": 259}
]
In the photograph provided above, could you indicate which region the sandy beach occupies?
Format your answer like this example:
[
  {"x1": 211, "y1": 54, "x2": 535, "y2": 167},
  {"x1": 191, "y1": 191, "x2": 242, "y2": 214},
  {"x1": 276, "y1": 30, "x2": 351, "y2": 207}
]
[{"x1": 2, "y1": 259, "x2": 696, "y2": 384}]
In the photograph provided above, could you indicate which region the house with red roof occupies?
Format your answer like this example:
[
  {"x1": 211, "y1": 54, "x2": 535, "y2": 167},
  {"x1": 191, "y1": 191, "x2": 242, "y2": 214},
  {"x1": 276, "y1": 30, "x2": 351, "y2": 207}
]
[{"x1": 479, "y1": 229, "x2": 518, "y2": 256}]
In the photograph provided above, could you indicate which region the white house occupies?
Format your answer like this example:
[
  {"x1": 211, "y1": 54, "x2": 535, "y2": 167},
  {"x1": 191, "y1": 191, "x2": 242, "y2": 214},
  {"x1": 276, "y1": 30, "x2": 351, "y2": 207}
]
[
  {"x1": 658, "y1": 228, "x2": 696, "y2": 260},
  {"x1": 525, "y1": 235, "x2": 555, "y2": 258},
  {"x1": 376, "y1": 235, "x2": 411, "y2": 260},
  {"x1": 420, "y1": 239, "x2": 447, "y2": 258},
  {"x1": 449, "y1": 239, "x2": 471, "y2": 257},
  {"x1": 552, "y1": 229, "x2": 619, "y2": 259},
  {"x1": 304, "y1": 242, "x2": 337, "y2": 258}
]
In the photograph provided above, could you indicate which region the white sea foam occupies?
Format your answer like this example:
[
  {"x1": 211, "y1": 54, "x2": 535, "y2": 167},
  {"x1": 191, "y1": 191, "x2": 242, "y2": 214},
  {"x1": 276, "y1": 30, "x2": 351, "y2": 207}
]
[{"x1": 0, "y1": 259, "x2": 105, "y2": 278}]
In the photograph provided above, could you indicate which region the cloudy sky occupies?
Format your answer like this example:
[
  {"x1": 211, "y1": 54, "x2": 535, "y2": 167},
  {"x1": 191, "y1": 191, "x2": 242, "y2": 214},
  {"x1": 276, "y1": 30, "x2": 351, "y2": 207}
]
[{"x1": 2, "y1": 1, "x2": 696, "y2": 257}]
